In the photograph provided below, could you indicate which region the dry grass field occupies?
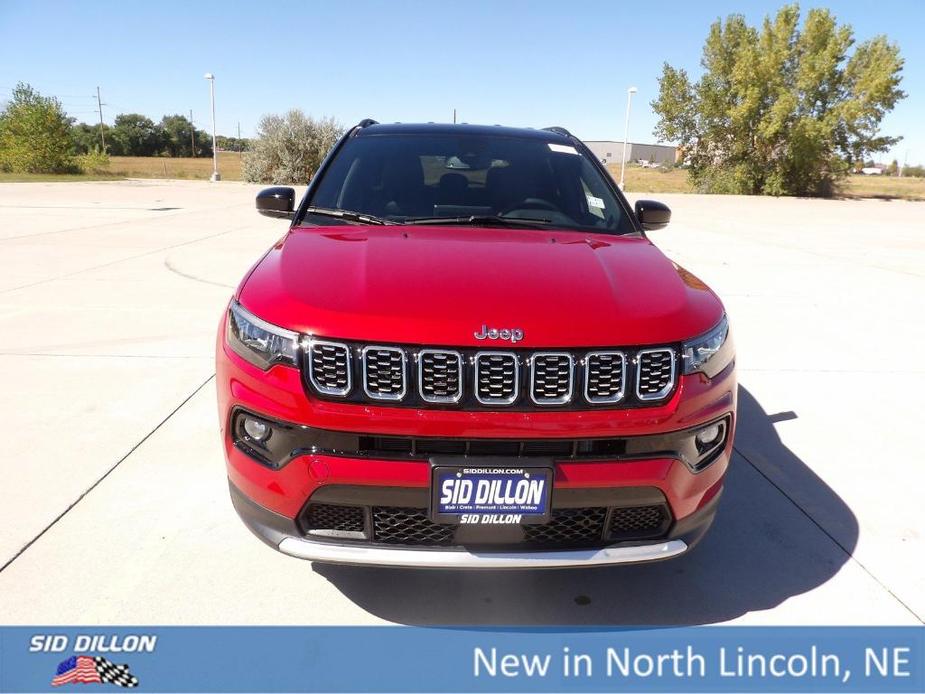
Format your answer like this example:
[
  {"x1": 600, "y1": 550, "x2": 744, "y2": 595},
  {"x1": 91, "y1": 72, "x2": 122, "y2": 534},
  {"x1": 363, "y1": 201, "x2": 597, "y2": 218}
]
[
  {"x1": 108, "y1": 152, "x2": 244, "y2": 180},
  {"x1": 607, "y1": 163, "x2": 925, "y2": 201}
]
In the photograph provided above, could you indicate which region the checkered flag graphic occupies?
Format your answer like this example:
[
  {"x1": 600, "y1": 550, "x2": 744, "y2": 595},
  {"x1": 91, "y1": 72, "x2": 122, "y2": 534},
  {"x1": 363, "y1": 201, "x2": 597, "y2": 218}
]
[{"x1": 94, "y1": 657, "x2": 139, "y2": 688}]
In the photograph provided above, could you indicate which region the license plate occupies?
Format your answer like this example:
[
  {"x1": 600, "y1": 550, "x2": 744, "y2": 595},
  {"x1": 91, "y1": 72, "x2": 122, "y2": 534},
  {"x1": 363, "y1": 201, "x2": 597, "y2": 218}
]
[{"x1": 430, "y1": 459, "x2": 553, "y2": 525}]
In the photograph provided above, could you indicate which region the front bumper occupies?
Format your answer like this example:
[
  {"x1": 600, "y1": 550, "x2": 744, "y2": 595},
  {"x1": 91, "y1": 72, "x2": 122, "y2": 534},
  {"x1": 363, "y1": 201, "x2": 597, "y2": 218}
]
[
  {"x1": 218, "y1": 333, "x2": 735, "y2": 567},
  {"x1": 229, "y1": 480, "x2": 720, "y2": 568},
  {"x1": 279, "y1": 538, "x2": 688, "y2": 568}
]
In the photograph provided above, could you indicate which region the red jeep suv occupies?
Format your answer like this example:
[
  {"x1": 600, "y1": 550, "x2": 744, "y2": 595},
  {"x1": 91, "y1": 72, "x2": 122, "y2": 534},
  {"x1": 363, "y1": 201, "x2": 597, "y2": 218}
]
[{"x1": 216, "y1": 121, "x2": 736, "y2": 568}]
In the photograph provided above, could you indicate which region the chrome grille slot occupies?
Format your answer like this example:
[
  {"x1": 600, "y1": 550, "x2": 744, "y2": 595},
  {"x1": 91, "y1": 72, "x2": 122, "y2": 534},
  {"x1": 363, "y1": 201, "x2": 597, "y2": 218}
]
[
  {"x1": 530, "y1": 352, "x2": 574, "y2": 405},
  {"x1": 636, "y1": 348, "x2": 676, "y2": 401},
  {"x1": 585, "y1": 351, "x2": 626, "y2": 403},
  {"x1": 474, "y1": 352, "x2": 519, "y2": 405},
  {"x1": 307, "y1": 340, "x2": 351, "y2": 396},
  {"x1": 362, "y1": 346, "x2": 407, "y2": 400},
  {"x1": 418, "y1": 349, "x2": 463, "y2": 403}
]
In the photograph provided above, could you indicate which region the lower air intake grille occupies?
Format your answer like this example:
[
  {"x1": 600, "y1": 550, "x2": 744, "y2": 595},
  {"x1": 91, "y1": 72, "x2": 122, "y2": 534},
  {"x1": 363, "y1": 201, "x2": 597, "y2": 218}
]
[
  {"x1": 636, "y1": 348, "x2": 676, "y2": 400},
  {"x1": 362, "y1": 346, "x2": 406, "y2": 400},
  {"x1": 475, "y1": 352, "x2": 519, "y2": 405},
  {"x1": 608, "y1": 505, "x2": 669, "y2": 538},
  {"x1": 308, "y1": 341, "x2": 351, "y2": 395},
  {"x1": 302, "y1": 504, "x2": 365, "y2": 533},
  {"x1": 372, "y1": 507, "x2": 455, "y2": 546},
  {"x1": 523, "y1": 507, "x2": 607, "y2": 546}
]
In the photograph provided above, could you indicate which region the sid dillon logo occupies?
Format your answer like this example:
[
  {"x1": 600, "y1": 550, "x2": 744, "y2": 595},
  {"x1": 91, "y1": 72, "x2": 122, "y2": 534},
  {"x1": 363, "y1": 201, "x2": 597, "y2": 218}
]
[{"x1": 32, "y1": 634, "x2": 153, "y2": 688}]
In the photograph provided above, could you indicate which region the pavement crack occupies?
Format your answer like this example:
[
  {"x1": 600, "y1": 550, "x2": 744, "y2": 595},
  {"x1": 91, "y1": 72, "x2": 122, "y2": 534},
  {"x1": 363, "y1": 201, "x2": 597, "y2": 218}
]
[
  {"x1": 0, "y1": 373, "x2": 216, "y2": 575},
  {"x1": 163, "y1": 257, "x2": 235, "y2": 288},
  {"x1": 734, "y1": 444, "x2": 924, "y2": 624}
]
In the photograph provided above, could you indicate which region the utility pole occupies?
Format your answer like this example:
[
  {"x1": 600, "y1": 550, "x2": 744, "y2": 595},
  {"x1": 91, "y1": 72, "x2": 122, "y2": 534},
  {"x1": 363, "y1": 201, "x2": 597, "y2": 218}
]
[
  {"x1": 190, "y1": 109, "x2": 196, "y2": 157},
  {"x1": 95, "y1": 86, "x2": 106, "y2": 151},
  {"x1": 453, "y1": 109, "x2": 457, "y2": 124},
  {"x1": 237, "y1": 121, "x2": 241, "y2": 140}
]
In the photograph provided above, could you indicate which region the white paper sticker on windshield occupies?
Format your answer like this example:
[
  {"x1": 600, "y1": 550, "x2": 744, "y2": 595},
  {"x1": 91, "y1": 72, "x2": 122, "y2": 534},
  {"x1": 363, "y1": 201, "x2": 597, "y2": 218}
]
[
  {"x1": 587, "y1": 195, "x2": 606, "y2": 209},
  {"x1": 548, "y1": 143, "x2": 578, "y2": 155}
]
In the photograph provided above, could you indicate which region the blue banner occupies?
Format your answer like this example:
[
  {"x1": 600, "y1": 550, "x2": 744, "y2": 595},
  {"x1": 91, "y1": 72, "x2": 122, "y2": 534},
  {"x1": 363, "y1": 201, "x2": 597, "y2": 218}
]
[{"x1": 0, "y1": 627, "x2": 922, "y2": 693}]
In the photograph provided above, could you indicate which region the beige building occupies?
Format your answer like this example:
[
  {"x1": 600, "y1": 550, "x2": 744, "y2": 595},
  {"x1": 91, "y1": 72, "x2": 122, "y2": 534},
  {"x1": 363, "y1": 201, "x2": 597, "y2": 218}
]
[{"x1": 583, "y1": 140, "x2": 678, "y2": 165}]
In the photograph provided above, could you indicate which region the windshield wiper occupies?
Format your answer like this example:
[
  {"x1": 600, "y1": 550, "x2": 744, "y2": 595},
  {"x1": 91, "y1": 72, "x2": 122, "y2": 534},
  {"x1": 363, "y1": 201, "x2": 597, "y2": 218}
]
[
  {"x1": 304, "y1": 207, "x2": 396, "y2": 226},
  {"x1": 404, "y1": 215, "x2": 551, "y2": 228}
]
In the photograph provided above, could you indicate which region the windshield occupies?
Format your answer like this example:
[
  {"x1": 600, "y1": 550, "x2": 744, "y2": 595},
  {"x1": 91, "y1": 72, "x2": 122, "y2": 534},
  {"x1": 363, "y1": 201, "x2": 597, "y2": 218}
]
[{"x1": 305, "y1": 133, "x2": 635, "y2": 234}]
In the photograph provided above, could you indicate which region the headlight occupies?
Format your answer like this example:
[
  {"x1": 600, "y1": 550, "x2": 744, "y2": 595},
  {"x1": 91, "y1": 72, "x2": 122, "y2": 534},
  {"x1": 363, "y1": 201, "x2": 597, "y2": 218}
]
[
  {"x1": 226, "y1": 301, "x2": 299, "y2": 370},
  {"x1": 681, "y1": 315, "x2": 733, "y2": 377}
]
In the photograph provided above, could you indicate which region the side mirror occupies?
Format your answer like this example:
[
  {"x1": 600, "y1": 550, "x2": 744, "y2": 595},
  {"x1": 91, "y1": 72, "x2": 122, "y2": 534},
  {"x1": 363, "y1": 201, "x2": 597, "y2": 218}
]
[
  {"x1": 634, "y1": 199, "x2": 671, "y2": 231},
  {"x1": 256, "y1": 187, "x2": 295, "y2": 219}
]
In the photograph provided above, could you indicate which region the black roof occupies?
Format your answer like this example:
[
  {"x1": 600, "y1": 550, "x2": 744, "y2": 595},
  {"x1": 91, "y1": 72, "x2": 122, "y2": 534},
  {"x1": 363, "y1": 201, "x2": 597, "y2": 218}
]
[{"x1": 356, "y1": 121, "x2": 573, "y2": 143}]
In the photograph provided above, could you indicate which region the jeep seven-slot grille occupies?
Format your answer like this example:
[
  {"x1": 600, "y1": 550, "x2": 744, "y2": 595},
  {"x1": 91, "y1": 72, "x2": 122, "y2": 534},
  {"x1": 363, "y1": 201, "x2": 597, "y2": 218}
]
[
  {"x1": 301, "y1": 341, "x2": 678, "y2": 408},
  {"x1": 475, "y1": 353, "x2": 519, "y2": 405},
  {"x1": 637, "y1": 349, "x2": 675, "y2": 400},
  {"x1": 307, "y1": 341, "x2": 351, "y2": 395},
  {"x1": 530, "y1": 353, "x2": 573, "y2": 404},
  {"x1": 362, "y1": 347, "x2": 406, "y2": 400},
  {"x1": 419, "y1": 350, "x2": 463, "y2": 403},
  {"x1": 584, "y1": 352, "x2": 626, "y2": 403}
]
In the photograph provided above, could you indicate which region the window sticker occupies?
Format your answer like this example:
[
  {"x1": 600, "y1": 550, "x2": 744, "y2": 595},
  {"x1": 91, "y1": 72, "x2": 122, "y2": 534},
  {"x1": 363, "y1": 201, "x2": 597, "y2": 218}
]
[
  {"x1": 548, "y1": 143, "x2": 579, "y2": 154},
  {"x1": 586, "y1": 195, "x2": 606, "y2": 209}
]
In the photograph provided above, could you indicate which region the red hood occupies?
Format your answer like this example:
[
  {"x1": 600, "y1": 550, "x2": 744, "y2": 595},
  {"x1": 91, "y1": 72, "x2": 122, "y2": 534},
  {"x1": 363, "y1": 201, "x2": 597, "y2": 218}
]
[{"x1": 237, "y1": 225, "x2": 724, "y2": 348}]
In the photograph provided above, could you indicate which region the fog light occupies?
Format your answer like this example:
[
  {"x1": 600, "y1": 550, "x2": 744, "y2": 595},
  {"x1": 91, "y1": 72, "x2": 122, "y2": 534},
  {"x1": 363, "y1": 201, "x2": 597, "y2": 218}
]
[
  {"x1": 243, "y1": 416, "x2": 270, "y2": 442},
  {"x1": 695, "y1": 422, "x2": 723, "y2": 447}
]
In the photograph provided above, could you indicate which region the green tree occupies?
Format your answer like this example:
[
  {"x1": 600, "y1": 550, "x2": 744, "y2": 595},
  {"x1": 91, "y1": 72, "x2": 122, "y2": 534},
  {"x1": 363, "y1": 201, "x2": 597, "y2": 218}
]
[
  {"x1": 159, "y1": 114, "x2": 211, "y2": 157},
  {"x1": 110, "y1": 113, "x2": 162, "y2": 156},
  {"x1": 0, "y1": 82, "x2": 76, "y2": 173},
  {"x1": 652, "y1": 5, "x2": 905, "y2": 196},
  {"x1": 215, "y1": 135, "x2": 249, "y2": 152},
  {"x1": 71, "y1": 122, "x2": 106, "y2": 154},
  {"x1": 242, "y1": 110, "x2": 342, "y2": 184}
]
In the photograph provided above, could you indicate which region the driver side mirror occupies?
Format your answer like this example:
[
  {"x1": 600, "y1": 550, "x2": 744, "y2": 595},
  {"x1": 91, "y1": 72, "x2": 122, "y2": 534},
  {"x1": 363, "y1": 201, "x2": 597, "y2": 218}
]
[
  {"x1": 256, "y1": 187, "x2": 295, "y2": 219},
  {"x1": 634, "y1": 199, "x2": 671, "y2": 231}
]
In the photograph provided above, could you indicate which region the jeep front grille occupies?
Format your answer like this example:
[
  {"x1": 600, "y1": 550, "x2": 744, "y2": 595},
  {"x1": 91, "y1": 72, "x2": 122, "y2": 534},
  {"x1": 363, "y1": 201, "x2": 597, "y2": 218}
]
[
  {"x1": 584, "y1": 351, "x2": 626, "y2": 403},
  {"x1": 301, "y1": 340, "x2": 677, "y2": 408},
  {"x1": 636, "y1": 348, "x2": 676, "y2": 400},
  {"x1": 474, "y1": 352, "x2": 519, "y2": 405},
  {"x1": 362, "y1": 346, "x2": 406, "y2": 400},
  {"x1": 307, "y1": 340, "x2": 351, "y2": 395},
  {"x1": 530, "y1": 353, "x2": 574, "y2": 405},
  {"x1": 418, "y1": 350, "x2": 463, "y2": 403}
]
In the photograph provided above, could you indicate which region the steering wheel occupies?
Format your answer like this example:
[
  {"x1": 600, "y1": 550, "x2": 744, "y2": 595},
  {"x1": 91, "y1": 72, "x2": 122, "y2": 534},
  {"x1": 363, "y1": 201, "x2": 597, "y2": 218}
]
[{"x1": 500, "y1": 198, "x2": 560, "y2": 215}]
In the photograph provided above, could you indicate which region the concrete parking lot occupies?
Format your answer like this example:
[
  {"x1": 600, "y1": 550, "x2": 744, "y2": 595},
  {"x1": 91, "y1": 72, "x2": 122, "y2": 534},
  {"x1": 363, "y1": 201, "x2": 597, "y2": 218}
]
[{"x1": 0, "y1": 180, "x2": 922, "y2": 625}]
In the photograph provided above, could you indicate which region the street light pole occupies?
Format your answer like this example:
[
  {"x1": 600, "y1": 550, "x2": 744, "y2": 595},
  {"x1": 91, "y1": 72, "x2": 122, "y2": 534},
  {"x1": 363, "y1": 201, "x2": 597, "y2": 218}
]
[
  {"x1": 619, "y1": 86, "x2": 638, "y2": 190},
  {"x1": 204, "y1": 73, "x2": 220, "y2": 181}
]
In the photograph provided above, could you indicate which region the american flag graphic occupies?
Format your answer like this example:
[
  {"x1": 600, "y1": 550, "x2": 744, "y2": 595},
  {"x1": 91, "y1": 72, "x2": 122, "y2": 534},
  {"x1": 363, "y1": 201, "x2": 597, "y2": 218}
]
[{"x1": 51, "y1": 655, "x2": 139, "y2": 688}]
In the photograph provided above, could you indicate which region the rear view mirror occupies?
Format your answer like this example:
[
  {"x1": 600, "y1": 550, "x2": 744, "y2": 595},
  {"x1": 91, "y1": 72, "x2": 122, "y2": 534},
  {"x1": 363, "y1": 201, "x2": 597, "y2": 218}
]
[
  {"x1": 256, "y1": 187, "x2": 296, "y2": 219},
  {"x1": 634, "y1": 199, "x2": 671, "y2": 231}
]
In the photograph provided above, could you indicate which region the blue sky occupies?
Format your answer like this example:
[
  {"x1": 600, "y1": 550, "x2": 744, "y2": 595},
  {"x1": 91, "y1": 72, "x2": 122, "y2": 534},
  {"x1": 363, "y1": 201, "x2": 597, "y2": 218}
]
[{"x1": 1, "y1": 0, "x2": 922, "y2": 163}]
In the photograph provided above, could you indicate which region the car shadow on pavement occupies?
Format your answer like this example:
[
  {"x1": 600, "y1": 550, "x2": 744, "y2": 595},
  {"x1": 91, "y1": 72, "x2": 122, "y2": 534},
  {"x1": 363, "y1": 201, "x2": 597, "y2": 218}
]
[{"x1": 314, "y1": 385, "x2": 858, "y2": 625}]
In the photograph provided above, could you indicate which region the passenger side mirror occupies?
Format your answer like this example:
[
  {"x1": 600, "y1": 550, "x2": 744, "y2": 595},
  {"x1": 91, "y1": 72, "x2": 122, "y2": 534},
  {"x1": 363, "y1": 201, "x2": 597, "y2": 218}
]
[
  {"x1": 256, "y1": 187, "x2": 295, "y2": 219},
  {"x1": 634, "y1": 199, "x2": 671, "y2": 231}
]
